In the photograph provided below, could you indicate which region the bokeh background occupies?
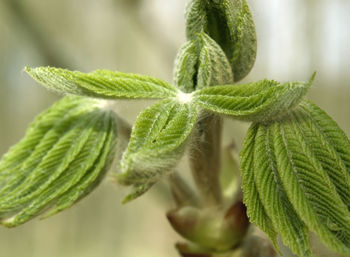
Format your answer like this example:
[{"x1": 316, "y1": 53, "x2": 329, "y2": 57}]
[{"x1": 0, "y1": 0, "x2": 349, "y2": 256}]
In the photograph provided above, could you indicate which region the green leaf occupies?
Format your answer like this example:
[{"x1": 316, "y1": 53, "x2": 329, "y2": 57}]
[
  {"x1": 185, "y1": 0, "x2": 207, "y2": 42},
  {"x1": 25, "y1": 66, "x2": 177, "y2": 99},
  {"x1": 173, "y1": 33, "x2": 233, "y2": 93},
  {"x1": 186, "y1": 0, "x2": 257, "y2": 81},
  {"x1": 297, "y1": 101, "x2": 350, "y2": 208},
  {"x1": 240, "y1": 124, "x2": 278, "y2": 249},
  {"x1": 43, "y1": 116, "x2": 117, "y2": 218},
  {"x1": 196, "y1": 33, "x2": 234, "y2": 89},
  {"x1": 173, "y1": 40, "x2": 199, "y2": 93},
  {"x1": 118, "y1": 99, "x2": 198, "y2": 201},
  {"x1": 0, "y1": 96, "x2": 117, "y2": 227},
  {"x1": 253, "y1": 124, "x2": 312, "y2": 257},
  {"x1": 121, "y1": 182, "x2": 155, "y2": 204},
  {"x1": 193, "y1": 74, "x2": 315, "y2": 122},
  {"x1": 225, "y1": 0, "x2": 257, "y2": 81},
  {"x1": 241, "y1": 101, "x2": 350, "y2": 257}
]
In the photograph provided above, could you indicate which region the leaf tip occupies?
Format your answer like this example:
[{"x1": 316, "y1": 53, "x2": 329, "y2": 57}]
[
  {"x1": 24, "y1": 66, "x2": 37, "y2": 78},
  {"x1": 24, "y1": 66, "x2": 42, "y2": 80},
  {"x1": 309, "y1": 71, "x2": 317, "y2": 84},
  {"x1": 121, "y1": 196, "x2": 132, "y2": 205},
  {"x1": 24, "y1": 66, "x2": 31, "y2": 73}
]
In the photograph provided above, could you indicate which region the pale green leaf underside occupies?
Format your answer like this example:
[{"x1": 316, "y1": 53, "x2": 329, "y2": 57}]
[
  {"x1": 241, "y1": 101, "x2": 350, "y2": 257},
  {"x1": 26, "y1": 66, "x2": 177, "y2": 99},
  {"x1": 0, "y1": 96, "x2": 117, "y2": 227},
  {"x1": 118, "y1": 99, "x2": 197, "y2": 201},
  {"x1": 193, "y1": 75, "x2": 314, "y2": 122}
]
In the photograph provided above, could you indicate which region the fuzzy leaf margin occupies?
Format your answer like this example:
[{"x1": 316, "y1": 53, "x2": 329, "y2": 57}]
[
  {"x1": 118, "y1": 99, "x2": 198, "y2": 202},
  {"x1": 241, "y1": 101, "x2": 350, "y2": 257},
  {"x1": 196, "y1": 33, "x2": 234, "y2": 89},
  {"x1": 193, "y1": 74, "x2": 315, "y2": 122},
  {"x1": 173, "y1": 40, "x2": 199, "y2": 93},
  {"x1": 26, "y1": 66, "x2": 177, "y2": 99},
  {"x1": 173, "y1": 32, "x2": 233, "y2": 93}
]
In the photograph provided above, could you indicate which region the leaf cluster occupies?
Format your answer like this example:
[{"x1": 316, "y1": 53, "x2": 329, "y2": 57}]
[
  {"x1": 23, "y1": 63, "x2": 312, "y2": 205},
  {"x1": 0, "y1": 2, "x2": 349, "y2": 257}
]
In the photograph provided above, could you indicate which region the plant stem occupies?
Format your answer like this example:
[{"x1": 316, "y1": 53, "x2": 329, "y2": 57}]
[
  {"x1": 189, "y1": 113, "x2": 223, "y2": 207},
  {"x1": 169, "y1": 172, "x2": 200, "y2": 208}
]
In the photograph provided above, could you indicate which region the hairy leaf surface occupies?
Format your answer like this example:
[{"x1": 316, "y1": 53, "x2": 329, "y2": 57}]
[
  {"x1": 196, "y1": 33, "x2": 233, "y2": 88},
  {"x1": 0, "y1": 96, "x2": 117, "y2": 227},
  {"x1": 173, "y1": 33, "x2": 233, "y2": 93},
  {"x1": 241, "y1": 101, "x2": 350, "y2": 257},
  {"x1": 186, "y1": 0, "x2": 257, "y2": 81},
  {"x1": 26, "y1": 66, "x2": 177, "y2": 99},
  {"x1": 193, "y1": 75, "x2": 314, "y2": 122},
  {"x1": 118, "y1": 99, "x2": 197, "y2": 201},
  {"x1": 240, "y1": 124, "x2": 278, "y2": 248},
  {"x1": 121, "y1": 182, "x2": 155, "y2": 204},
  {"x1": 173, "y1": 40, "x2": 199, "y2": 93}
]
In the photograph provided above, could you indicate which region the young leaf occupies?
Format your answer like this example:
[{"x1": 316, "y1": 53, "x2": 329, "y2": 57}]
[
  {"x1": 118, "y1": 99, "x2": 198, "y2": 201},
  {"x1": 173, "y1": 33, "x2": 233, "y2": 93},
  {"x1": 185, "y1": 0, "x2": 207, "y2": 42},
  {"x1": 25, "y1": 66, "x2": 177, "y2": 99},
  {"x1": 253, "y1": 124, "x2": 312, "y2": 257},
  {"x1": 186, "y1": 0, "x2": 257, "y2": 81},
  {"x1": 297, "y1": 101, "x2": 350, "y2": 208},
  {"x1": 121, "y1": 182, "x2": 155, "y2": 204},
  {"x1": 240, "y1": 124, "x2": 278, "y2": 249},
  {"x1": 0, "y1": 96, "x2": 117, "y2": 227},
  {"x1": 43, "y1": 116, "x2": 117, "y2": 218},
  {"x1": 196, "y1": 33, "x2": 234, "y2": 89},
  {"x1": 225, "y1": 0, "x2": 257, "y2": 81},
  {"x1": 241, "y1": 101, "x2": 350, "y2": 257},
  {"x1": 173, "y1": 40, "x2": 199, "y2": 93},
  {"x1": 193, "y1": 74, "x2": 315, "y2": 122}
]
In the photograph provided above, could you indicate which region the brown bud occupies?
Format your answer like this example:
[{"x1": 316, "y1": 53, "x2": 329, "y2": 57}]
[{"x1": 167, "y1": 202, "x2": 250, "y2": 252}]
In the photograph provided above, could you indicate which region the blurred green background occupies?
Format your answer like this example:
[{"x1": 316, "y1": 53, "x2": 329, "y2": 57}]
[{"x1": 0, "y1": 0, "x2": 349, "y2": 256}]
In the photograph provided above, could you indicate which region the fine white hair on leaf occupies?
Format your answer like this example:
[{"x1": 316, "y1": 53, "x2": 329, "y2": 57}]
[
  {"x1": 98, "y1": 99, "x2": 116, "y2": 111},
  {"x1": 176, "y1": 90, "x2": 193, "y2": 104}
]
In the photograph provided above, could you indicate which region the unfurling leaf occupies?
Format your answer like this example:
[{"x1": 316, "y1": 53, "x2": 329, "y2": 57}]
[
  {"x1": 241, "y1": 101, "x2": 350, "y2": 257},
  {"x1": 173, "y1": 33, "x2": 233, "y2": 93},
  {"x1": 196, "y1": 33, "x2": 234, "y2": 89},
  {"x1": 26, "y1": 66, "x2": 177, "y2": 99},
  {"x1": 118, "y1": 99, "x2": 197, "y2": 201},
  {"x1": 193, "y1": 74, "x2": 315, "y2": 122},
  {"x1": 186, "y1": 0, "x2": 257, "y2": 81},
  {"x1": 173, "y1": 40, "x2": 199, "y2": 93},
  {"x1": 0, "y1": 96, "x2": 117, "y2": 227}
]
